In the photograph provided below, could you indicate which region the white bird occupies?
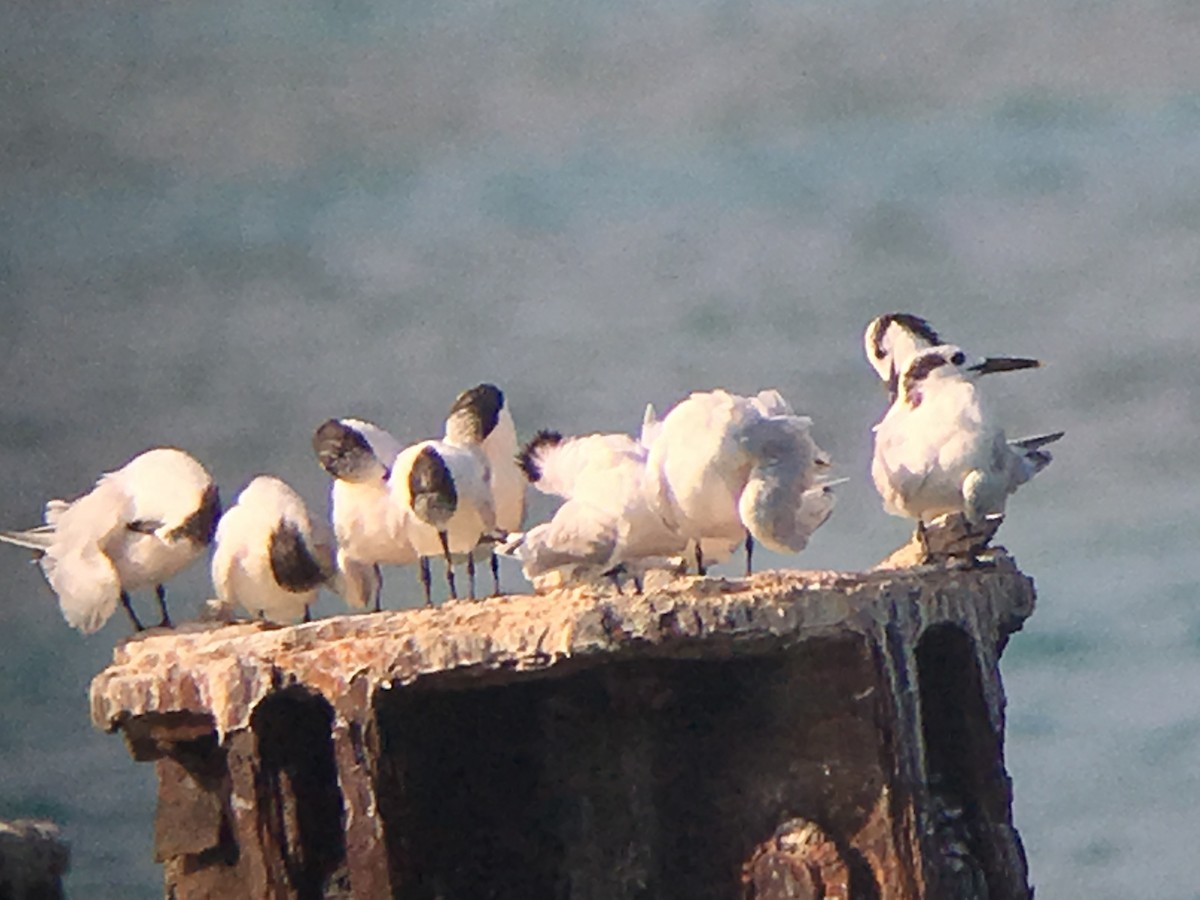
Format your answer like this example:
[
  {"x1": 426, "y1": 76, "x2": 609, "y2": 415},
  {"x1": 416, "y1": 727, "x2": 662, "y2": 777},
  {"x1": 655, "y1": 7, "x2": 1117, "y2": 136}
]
[
  {"x1": 864, "y1": 312, "x2": 944, "y2": 402},
  {"x1": 210, "y1": 476, "x2": 336, "y2": 624},
  {"x1": 644, "y1": 389, "x2": 840, "y2": 576},
  {"x1": 500, "y1": 429, "x2": 687, "y2": 592},
  {"x1": 313, "y1": 418, "x2": 418, "y2": 611},
  {"x1": 864, "y1": 312, "x2": 1062, "y2": 482},
  {"x1": 443, "y1": 383, "x2": 525, "y2": 595},
  {"x1": 0, "y1": 447, "x2": 220, "y2": 634},
  {"x1": 871, "y1": 344, "x2": 1061, "y2": 553},
  {"x1": 390, "y1": 437, "x2": 495, "y2": 607}
]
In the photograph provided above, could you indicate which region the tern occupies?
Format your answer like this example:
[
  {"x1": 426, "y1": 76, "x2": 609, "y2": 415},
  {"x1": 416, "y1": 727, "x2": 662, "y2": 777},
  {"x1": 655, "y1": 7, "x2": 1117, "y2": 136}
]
[
  {"x1": 499, "y1": 428, "x2": 687, "y2": 592},
  {"x1": 210, "y1": 475, "x2": 336, "y2": 624},
  {"x1": 0, "y1": 447, "x2": 220, "y2": 634},
  {"x1": 864, "y1": 312, "x2": 944, "y2": 403},
  {"x1": 871, "y1": 344, "x2": 1062, "y2": 555},
  {"x1": 443, "y1": 384, "x2": 525, "y2": 595},
  {"x1": 391, "y1": 421, "x2": 496, "y2": 607},
  {"x1": 313, "y1": 418, "x2": 418, "y2": 611},
  {"x1": 644, "y1": 389, "x2": 840, "y2": 576}
]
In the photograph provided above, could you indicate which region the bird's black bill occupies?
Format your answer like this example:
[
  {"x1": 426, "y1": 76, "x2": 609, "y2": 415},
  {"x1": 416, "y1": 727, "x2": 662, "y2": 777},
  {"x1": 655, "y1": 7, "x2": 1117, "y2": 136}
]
[{"x1": 967, "y1": 357, "x2": 1041, "y2": 375}]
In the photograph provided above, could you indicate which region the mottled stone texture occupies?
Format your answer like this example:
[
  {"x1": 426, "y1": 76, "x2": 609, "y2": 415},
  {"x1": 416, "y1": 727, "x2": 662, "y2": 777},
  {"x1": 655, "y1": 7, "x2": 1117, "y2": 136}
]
[
  {"x1": 91, "y1": 548, "x2": 1036, "y2": 900},
  {"x1": 0, "y1": 820, "x2": 69, "y2": 900}
]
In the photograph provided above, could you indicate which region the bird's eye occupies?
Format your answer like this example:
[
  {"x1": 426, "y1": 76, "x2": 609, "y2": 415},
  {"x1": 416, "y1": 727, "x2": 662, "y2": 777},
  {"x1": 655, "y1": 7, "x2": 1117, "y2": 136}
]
[{"x1": 951, "y1": 351, "x2": 965, "y2": 365}]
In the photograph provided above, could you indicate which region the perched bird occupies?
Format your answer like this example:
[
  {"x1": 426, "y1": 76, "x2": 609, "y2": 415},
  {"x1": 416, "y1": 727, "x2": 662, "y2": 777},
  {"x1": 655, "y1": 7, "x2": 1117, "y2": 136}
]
[
  {"x1": 499, "y1": 428, "x2": 687, "y2": 592},
  {"x1": 871, "y1": 344, "x2": 1061, "y2": 554},
  {"x1": 0, "y1": 447, "x2": 220, "y2": 634},
  {"x1": 443, "y1": 384, "x2": 525, "y2": 595},
  {"x1": 644, "y1": 389, "x2": 840, "y2": 575},
  {"x1": 210, "y1": 476, "x2": 336, "y2": 623},
  {"x1": 313, "y1": 418, "x2": 418, "y2": 611},
  {"x1": 390, "y1": 437, "x2": 495, "y2": 606},
  {"x1": 864, "y1": 312, "x2": 943, "y2": 402}
]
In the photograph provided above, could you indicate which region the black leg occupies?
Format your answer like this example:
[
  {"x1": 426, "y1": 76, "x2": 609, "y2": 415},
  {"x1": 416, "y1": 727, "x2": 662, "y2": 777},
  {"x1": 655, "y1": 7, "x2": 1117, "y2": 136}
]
[
  {"x1": 373, "y1": 564, "x2": 383, "y2": 613},
  {"x1": 694, "y1": 542, "x2": 707, "y2": 577},
  {"x1": 419, "y1": 557, "x2": 433, "y2": 607},
  {"x1": 467, "y1": 553, "x2": 477, "y2": 600},
  {"x1": 632, "y1": 572, "x2": 644, "y2": 594},
  {"x1": 120, "y1": 591, "x2": 145, "y2": 632},
  {"x1": 155, "y1": 584, "x2": 172, "y2": 628},
  {"x1": 439, "y1": 532, "x2": 457, "y2": 600},
  {"x1": 744, "y1": 532, "x2": 754, "y2": 577},
  {"x1": 490, "y1": 551, "x2": 501, "y2": 597},
  {"x1": 604, "y1": 565, "x2": 625, "y2": 595},
  {"x1": 303, "y1": 605, "x2": 312, "y2": 623}
]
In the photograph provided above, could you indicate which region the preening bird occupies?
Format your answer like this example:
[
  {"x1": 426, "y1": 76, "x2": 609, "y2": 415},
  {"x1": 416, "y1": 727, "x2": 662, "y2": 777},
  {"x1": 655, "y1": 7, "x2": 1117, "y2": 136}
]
[
  {"x1": 313, "y1": 418, "x2": 418, "y2": 611},
  {"x1": 864, "y1": 312, "x2": 944, "y2": 403},
  {"x1": 0, "y1": 447, "x2": 220, "y2": 634},
  {"x1": 210, "y1": 475, "x2": 335, "y2": 624},
  {"x1": 644, "y1": 389, "x2": 840, "y2": 575},
  {"x1": 871, "y1": 344, "x2": 1062, "y2": 554},
  {"x1": 390, "y1": 437, "x2": 495, "y2": 606},
  {"x1": 443, "y1": 383, "x2": 525, "y2": 595},
  {"x1": 499, "y1": 428, "x2": 687, "y2": 592}
]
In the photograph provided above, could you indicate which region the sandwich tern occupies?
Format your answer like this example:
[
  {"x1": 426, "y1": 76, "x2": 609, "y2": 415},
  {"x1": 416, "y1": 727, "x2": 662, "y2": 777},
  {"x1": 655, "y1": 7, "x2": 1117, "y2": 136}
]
[
  {"x1": 0, "y1": 447, "x2": 220, "y2": 634},
  {"x1": 390, "y1": 438, "x2": 495, "y2": 606},
  {"x1": 210, "y1": 475, "x2": 336, "y2": 624},
  {"x1": 443, "y1": 383, "x2": 525, "y2": 595},
  {"x1": 313, "y1": 418, "x2": 418, "y2": 611},
  {"x1": 500, "y1": 428, "x2": 687, "y2": 592},
  {"x1": 864, "y1": 313, "x2": 943, "y2": 403},
  {"x1": 644, "y1": 389, "x2": 839, "y2": 575},
  {"x1": 871, "y1": 344, "x2": 1061, "y2": 555}
]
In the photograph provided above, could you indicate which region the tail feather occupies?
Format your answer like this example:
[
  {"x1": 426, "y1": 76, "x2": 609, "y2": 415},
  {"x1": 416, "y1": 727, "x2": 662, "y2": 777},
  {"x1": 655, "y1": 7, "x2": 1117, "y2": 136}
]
[
  {"x1": 1010, "y1": 431, "x2": 1063, "y2": 485},
  {"x1": 1010, "y1": 431, "x2": 1065, "y2": 451},
  {"x1": 0, "y1": 527, "x2": 56, "y2": 553}
]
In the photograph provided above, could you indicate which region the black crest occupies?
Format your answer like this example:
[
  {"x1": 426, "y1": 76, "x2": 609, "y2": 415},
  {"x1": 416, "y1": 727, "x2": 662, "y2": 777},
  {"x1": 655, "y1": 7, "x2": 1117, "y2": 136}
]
[
  {"x1": 167, "y1": 484, "x2": 222, "y2": 545},
  {"x1": 313, "y1": 420, "x2": 378, "y2": 480},
  {"x1": 516, "y1": 430, "x2": 563, "y2": 483},
  {"x1": 408, "y1": 446, "x2": 457, "y2": 526},
  {"x1": 449, "y1": 384, "x2": 504, "y2": 441},
  {"x1": 268, "y1": 521, "x2": 326, "y2": 592},
  {"x1": 872, "y1": 313, "x2": 941, "y2": 360},
  {"x1": 902, "y1": 351, "x2": 950, "y2": 408}
]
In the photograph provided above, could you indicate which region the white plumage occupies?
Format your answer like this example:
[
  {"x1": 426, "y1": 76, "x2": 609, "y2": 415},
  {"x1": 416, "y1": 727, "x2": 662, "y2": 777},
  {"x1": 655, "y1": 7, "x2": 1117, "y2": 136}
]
[
  {"x1": 863, "y1": 312, "x2": 944, "y2": 401},
  {"x1": 0, "y1": 447, "x2": 220, "y2": 634},
  {"x1": 211, "y1": 476, "x2": 335, "y2": 624},
  {"x1": 443, "y1": 384, "x2": 525, "y2": 595},
  {"x1": 313, "y1": 418, "x2": 418, "y2": 611},
  {"x1": 500, "y1": 429, "x2": 686, "y2": 592},
  {"x1": 390, "y1": 438, "x2": 495, "y2": 605},
  {"x1": 644, "y1": 389, "x2": 839, "y2": 574},
  {"x1": 871, "y1": 344, "x2": 1057, "y2": 532}
]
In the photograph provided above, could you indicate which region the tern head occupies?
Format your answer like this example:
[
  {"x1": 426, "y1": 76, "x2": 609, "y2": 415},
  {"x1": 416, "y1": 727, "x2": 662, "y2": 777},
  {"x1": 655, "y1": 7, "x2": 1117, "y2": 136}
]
[
  {"x1": 268, "y1": 520, "x2": 329, "y2": 592},
  {"x1": 899, "y1": 344, "x2": 1042, "y2": 408},
  {"x1": 516, "y1": 430, "x2": 563, "y2": 483},
  {"x1": 445, "y1": 383, "x2": 504, "y2": 445},
  {"x1": 313, "y1": 419, "x2": 391, "y2": 483},
  {"x1": 864, "y1": 313, "x2": 942, "y2": 397},
  {"x1": 166, "y1": 483, "x2": 222, "y2": 546},
  {"x1": 407, "y1": 445, "x2": 458, "y2": 528}
]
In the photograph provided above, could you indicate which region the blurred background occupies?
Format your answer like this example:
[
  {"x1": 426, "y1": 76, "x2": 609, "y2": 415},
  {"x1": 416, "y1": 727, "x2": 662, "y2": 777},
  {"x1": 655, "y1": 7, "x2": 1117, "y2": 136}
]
[{"x1": 1, "y1": 0, "x2": 1198, "y2": 895}]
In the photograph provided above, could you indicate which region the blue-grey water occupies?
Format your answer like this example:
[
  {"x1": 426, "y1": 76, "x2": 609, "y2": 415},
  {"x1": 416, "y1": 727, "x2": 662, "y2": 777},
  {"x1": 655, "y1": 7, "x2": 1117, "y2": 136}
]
[{"x1": 2, "y1": 1, "x2": 1198, "y2": 896}]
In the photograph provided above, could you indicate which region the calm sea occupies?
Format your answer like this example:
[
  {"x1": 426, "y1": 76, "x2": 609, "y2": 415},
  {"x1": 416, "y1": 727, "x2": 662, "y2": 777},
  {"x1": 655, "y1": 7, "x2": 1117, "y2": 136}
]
[{"x1": 2, "y1": 0, "x2": 1198, "y2": 895}]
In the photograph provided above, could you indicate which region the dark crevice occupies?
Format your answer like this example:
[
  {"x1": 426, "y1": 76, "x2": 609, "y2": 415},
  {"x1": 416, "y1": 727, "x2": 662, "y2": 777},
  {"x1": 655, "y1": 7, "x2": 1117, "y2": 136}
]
[
  {"x1": 251, "y1": 686, "x2": 346, "y2": 899},
  {"x1": 916, "y1": 624, "x2": 1005, "y2": 900},
  {"x1": 374, "y1": 639, "x2": 882, "y2": 900}
]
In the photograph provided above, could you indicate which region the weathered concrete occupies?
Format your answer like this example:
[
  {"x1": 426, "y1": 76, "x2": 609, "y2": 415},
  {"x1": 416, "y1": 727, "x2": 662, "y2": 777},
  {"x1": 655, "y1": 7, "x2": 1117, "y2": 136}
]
[
  {"x1": 0, "y1": 819, "x2": 69, "y2": 900},
  {"x1": 91, "y1": 545, "x2": 1036, "y2": 899}
]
